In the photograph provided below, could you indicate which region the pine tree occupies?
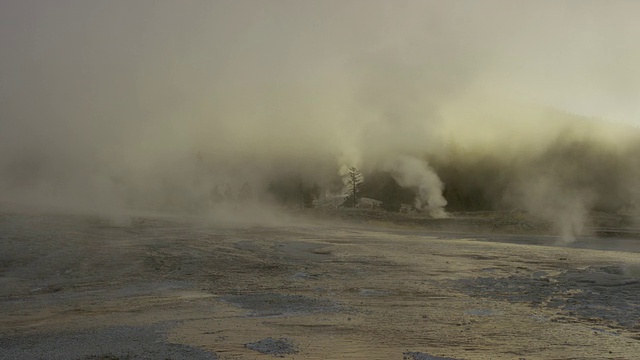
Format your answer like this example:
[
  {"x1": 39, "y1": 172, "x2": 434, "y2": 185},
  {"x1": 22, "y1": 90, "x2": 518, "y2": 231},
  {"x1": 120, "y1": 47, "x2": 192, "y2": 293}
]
[
  {"x1": 344, "y1": 167, "x2": 363, "y2": 208},
  {"x1": 302, "y1": 183, "x2": 320, "y2": 208}
]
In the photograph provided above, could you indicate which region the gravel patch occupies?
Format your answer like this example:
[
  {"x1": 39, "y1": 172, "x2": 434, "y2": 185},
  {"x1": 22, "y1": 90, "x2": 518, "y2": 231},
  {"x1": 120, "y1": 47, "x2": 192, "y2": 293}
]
[{"x1": 0, "y1": 323, "x2": 217, "y2": 360}]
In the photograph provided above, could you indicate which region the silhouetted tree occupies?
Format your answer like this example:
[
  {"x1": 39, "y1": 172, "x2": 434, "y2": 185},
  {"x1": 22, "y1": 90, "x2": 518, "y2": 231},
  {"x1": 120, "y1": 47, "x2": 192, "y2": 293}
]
[
  {"x1": 343, "y1": 167, "x2": 363, "y2": 208},
  {"x1": 302, "y1": 183, "x2": 320, "y2": 208}
]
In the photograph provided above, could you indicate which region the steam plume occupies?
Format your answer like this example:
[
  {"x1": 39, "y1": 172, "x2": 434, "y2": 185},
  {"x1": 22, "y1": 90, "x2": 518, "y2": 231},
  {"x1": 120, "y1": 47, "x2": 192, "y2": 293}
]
[
  {"x1": 1, "y1": 1, "x2": 639, "y2": 233},
  {"x1": 384, "y1": 156, "x2": 448, "y2": 218}
]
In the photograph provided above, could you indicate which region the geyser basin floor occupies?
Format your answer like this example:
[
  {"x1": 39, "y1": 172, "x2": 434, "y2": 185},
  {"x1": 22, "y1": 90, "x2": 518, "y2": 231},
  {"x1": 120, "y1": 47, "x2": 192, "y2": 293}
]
[{"x1": 1, "y1": 212, "x2": 639, "y2": 359}]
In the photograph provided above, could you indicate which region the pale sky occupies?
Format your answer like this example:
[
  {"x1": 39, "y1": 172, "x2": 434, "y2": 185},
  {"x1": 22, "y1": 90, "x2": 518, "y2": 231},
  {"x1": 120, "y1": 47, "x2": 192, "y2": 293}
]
[{"x1": 1, "y1": 0, "x2": 638, "y2": 127}]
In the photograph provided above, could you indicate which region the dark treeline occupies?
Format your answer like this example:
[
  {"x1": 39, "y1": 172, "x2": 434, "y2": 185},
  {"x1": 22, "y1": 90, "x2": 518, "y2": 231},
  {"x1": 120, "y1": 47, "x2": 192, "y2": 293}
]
[
  {"x1": 431, "y1": 137, "x2": 640, "y2": 213},
  {"x1": 265, "y1": 135, "x2": 640, "y2": 214},
  {"x1": 267, "y1": 176, "x2": 321, "y2": 208},
  {"x1": 359, "y1": 172, "x2": 414, "y2": 212}
]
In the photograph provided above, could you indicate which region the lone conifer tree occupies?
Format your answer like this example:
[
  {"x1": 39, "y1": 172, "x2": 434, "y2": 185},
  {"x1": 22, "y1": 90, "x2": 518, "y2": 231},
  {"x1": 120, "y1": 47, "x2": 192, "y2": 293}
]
[{"x1": 345, "y1": 167, "x2": 363, "y2": 208}]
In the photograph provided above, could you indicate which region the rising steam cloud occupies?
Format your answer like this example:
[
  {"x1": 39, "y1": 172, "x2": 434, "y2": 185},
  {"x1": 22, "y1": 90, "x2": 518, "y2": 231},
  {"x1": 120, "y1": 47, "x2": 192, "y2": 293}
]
[
  {"x1": 1, "y1": 1, "x2": 640, "y2": 233},
  {"x1": 384, "y1": 156, "x2": 448, "y2": 218}
]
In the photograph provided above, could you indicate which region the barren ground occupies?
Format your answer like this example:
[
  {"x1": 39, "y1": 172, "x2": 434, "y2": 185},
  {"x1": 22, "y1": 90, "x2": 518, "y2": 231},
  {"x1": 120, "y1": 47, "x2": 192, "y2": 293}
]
[{"x1": 1, "y1": 210, "x2": 639, "y2": 359}]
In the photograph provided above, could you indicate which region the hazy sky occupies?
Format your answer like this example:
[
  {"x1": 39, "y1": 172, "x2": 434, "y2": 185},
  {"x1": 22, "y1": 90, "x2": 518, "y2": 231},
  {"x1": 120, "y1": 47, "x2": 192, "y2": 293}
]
[
  {"x1": 2, "y1": 1, "x2": 639, "y2": 124},
  {"x1": 1, "y1": 0, "x2": 639, "y2": 214}
]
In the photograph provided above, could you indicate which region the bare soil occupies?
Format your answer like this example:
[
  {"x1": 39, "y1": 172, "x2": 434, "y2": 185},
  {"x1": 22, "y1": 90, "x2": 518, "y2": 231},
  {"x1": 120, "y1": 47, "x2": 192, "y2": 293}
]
[{"x1": 1, "y1": 210, "x2": 639, "y2": 359}]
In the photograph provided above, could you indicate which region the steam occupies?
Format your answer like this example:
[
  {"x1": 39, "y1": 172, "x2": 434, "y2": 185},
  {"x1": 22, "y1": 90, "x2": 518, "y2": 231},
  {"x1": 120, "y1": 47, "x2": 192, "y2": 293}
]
[
  {"x1": 384, "y1": 156, "x2": 448, "y2": 218},
  {"x1": 510, "y1": 176, "x2": 595, "y2": 242},
  {"x1": 1, "y1": 0, "x2": 640, "y2": 232}
]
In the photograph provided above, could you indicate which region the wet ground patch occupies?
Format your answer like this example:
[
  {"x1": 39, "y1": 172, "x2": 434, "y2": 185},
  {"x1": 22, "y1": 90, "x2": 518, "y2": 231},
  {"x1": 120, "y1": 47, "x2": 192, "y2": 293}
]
[
  {"x1": 456, "y1": 265, "x2": 640, "y2": 328},
  {"x1": 464, "y1": 308, "x2": 502, "y2": 316},
  {"x1": 245, "y1": 337, "x2": 297, "y2": 357},
  {"x1": 274, "y1": 241, "x2": 333, "y2": 262},
  {"x1": 221, "y1": 293, "x2": 340, "y2": 317},
  {"x1": 403, "y1": 351, "x2": 460, "y2": 360},
  {"x1": 0, "y1": 323, "x2": 217, "y2": 360}
]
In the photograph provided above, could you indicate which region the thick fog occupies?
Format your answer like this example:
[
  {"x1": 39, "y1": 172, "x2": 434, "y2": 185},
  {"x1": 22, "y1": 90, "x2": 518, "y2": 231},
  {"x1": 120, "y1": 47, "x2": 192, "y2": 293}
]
[{"x1": 1, "y1": 1, "x2": 639, "y2": 233}]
